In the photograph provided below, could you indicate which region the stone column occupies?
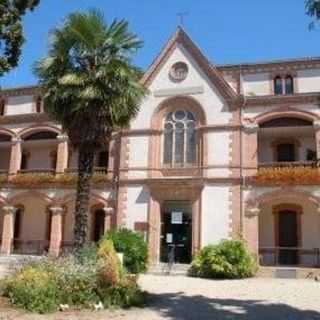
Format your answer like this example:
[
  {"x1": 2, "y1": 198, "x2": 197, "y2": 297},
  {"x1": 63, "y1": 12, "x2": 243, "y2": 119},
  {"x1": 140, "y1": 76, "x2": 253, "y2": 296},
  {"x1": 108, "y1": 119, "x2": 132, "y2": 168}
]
[
  {"x1": 242, "y1": 124, "x2": 259, "y2": 177},
  {"x1": 1, "y1": 206, "x2": 16, "y2": 255},
  {"x1": 55, "y1": 134, "x2": 69, "y2": 174},
  {"x1": 9, "y1": 138, "x2": 22, "y2": 176},
  {"x1": 148, "y1": 195, "x2": 161, "y2": 264},
  {"x1": 313, "y1": 121, "x2": 320, "y2": 161},
  {"x1": 103, "y1": 206, "x2": 114, "y2": 233},
  {"x1": 244, "y1": 206, "x2": 260, "y2": 257},
  {"x1": 48, "y1": 206, "x2": 64, "y2": 257}
]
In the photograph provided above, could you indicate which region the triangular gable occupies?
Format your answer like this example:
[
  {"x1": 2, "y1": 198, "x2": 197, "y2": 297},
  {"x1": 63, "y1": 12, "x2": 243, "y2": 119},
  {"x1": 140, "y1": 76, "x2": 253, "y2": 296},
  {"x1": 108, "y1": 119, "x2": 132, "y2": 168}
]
[{"x1": 141, "y1": 27, "x2": 238, "y2": 104}]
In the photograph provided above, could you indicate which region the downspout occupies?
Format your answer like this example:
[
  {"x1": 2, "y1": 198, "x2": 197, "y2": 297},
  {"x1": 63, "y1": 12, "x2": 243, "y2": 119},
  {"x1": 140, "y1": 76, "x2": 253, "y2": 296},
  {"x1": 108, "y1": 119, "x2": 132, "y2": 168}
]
[{"x1": 238, "y1": 65, "x2": 246, "y2": 238}]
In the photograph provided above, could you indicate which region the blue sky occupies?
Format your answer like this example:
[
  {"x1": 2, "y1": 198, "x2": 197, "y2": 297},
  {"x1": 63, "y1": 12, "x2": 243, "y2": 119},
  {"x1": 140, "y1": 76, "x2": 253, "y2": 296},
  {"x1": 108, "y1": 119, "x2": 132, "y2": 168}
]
[{"x1": 1, "y1": 0, "x2": 319, "y2": 88}]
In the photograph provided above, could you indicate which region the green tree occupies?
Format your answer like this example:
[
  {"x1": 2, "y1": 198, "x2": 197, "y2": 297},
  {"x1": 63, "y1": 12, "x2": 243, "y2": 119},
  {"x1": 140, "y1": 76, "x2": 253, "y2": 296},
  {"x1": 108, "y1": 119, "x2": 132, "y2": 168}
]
[
  {"x1": 34, "y1": 10, "x2": 146, "y2": 248},
  {"x1": 306, "y1": 0, "x2": 320, "y2": 28},
  {"x1": 0, "y1": 0, "x2": 40, "y2": 76}
]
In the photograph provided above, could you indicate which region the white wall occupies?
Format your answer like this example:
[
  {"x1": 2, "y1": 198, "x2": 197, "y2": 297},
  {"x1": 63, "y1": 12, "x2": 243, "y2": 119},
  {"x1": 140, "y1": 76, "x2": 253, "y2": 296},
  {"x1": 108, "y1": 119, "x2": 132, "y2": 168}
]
[
  {"x1": 201, "y1": 184, "x2": 231, "y2": 246},
  {"x1": 6, "y1": 95, "x2": 35, "y2": 115},
  {"x1": 297, "y1": 68, "x2": 320, "y2": 93},
  {"x1": 243, "y1": 73, "x2": 270, "y2": 96},
  {"x1": 131, "y1": 44, "x2": 233, "y2": 131},
  {"x1": 207, "y1": 131, "x2": 231, "y2": 166},
  {"x1": 128, "y1": 136, "x2": 149, "y2": 178},
  {"x1": 125, "y1": 185, "x2": 150, "y2": 230}
]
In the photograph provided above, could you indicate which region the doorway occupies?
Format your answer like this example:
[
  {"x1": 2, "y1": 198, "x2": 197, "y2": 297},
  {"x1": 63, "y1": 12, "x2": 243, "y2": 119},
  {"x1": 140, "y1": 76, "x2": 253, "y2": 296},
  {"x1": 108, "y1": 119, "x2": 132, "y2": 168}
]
[
  {"x1": 160, "y1": 201, "x2": 192, "y2": 264},
  {"x1": 92, "y1": 209, "x2": 105, "y2": 242},
  {"x1": 277, "y1": 209, "x2": 299, "y2": 265}
]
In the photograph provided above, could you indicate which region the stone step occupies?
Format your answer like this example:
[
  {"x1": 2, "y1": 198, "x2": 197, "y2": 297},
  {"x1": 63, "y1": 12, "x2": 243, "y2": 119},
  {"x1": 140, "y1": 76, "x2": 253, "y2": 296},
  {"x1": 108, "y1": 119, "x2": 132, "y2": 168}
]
[
  {"x1": 257, "y1": 266, "x2": 320, "y2": 279},
  {"x1": 148, "y1": 263, "x2": 190, "y2": 276}
]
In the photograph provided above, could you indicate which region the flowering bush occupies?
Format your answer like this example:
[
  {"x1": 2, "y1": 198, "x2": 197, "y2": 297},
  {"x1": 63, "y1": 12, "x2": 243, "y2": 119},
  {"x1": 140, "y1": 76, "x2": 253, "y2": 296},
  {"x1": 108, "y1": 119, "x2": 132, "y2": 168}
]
[
  {"x1": 2, "y1": 172, "x2": 108, "y2": 188},
  {"x1": 254, "y1": 167, "x2": 320, "y2": 185},
  {"x1": 189, "y1": 240, "x2": 257, "y2": 279},
  {"x1": 1, "y1": 239, "x2": 144, "y2": 313},
  {"x1": 2, "y1": 266, "x2": 60, "y2": 313}
]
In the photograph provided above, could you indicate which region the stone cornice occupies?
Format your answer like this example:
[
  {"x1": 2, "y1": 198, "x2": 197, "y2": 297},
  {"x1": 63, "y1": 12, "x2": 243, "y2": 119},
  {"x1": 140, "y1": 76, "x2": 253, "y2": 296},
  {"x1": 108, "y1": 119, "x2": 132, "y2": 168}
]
[
  {"x1": 0, "y1": 85, "x2": 41, "y2": 97},
  {"x1": 244, "y1": 92, "x2": 320, "y2": 107},
  {"x1": 0, "y1": 113, "x2": 50, "y2": 125},
  {"x1": 217, "y1": 57, "x2": 320, "y2": 74}
]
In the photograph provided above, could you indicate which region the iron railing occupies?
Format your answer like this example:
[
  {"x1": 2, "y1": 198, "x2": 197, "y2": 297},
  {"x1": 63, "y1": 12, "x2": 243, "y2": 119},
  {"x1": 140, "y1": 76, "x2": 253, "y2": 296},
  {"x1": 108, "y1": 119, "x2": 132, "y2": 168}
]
[
  {"x1": 13, "y1": 239, "x2": 49, "y2": 255},
  {"x1": 259, "y1": 247, "x2": 320, "y2": 267},
  {"x1": 258, "y1": 161, "x2": 316, "y2": 169}
]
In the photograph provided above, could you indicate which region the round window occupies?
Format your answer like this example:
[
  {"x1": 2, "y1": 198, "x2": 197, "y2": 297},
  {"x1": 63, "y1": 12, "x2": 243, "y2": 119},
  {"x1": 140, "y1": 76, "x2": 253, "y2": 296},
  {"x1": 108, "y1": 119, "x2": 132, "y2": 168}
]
[{"x1": 169, "y1": 62, "x2": 188, "y2": 82}]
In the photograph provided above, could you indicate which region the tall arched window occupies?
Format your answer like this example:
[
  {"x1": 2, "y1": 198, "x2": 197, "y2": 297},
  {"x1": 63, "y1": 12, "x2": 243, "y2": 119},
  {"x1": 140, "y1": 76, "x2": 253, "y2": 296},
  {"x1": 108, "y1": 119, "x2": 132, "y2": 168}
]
[
  {"x1": 274, "y1": 76, "x2": 283, "y2": 95},
  {"x1": 285, "y1": 75, "x2": 294, "y2": 94},
  {"x1": 163, "y1": 110, "x2": 196, "y2": 166}
]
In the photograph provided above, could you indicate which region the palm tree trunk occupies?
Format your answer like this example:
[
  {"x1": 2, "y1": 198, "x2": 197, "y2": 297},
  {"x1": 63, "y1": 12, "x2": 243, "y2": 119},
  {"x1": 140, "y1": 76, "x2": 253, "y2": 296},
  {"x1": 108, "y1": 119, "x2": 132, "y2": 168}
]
[{"x1": 74, "y1": 145, "x2": 95, "y2": 249}]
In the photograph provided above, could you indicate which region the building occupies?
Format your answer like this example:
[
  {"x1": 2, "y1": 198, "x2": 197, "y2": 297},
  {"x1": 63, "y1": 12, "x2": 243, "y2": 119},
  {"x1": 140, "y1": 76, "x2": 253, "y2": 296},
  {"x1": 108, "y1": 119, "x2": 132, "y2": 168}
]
[{"x1": 1, "y1": 27, "x2": 320, "y2": 267}]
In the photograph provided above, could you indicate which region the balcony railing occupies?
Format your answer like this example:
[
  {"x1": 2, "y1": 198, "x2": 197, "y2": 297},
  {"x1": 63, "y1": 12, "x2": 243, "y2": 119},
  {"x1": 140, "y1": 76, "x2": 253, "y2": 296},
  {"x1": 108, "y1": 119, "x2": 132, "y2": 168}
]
[
  {"x1": 13, "y1": 239, "x2": 49, "y2": 256},
  {"x1": 258, "y1": 161, "x2": 316, "y2": 168},
  {"x1": 18, "y1": 169, "x2": 55, "y2": 175},
  {"x1": 65, "y1": 166, "x2": 108, "y2": 174},
  {"x1": 259, "y1": 247, "x2": 320, "y2": 267},
  {"x1": 255, "y1": 161, "x2": 320, "y2": 185}
]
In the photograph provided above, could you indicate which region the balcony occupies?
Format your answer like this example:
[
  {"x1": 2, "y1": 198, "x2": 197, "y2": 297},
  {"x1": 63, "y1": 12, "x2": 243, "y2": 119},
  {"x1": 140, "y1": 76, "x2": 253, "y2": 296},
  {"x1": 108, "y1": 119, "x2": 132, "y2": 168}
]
[
  {"x1": 255, "y1": 116, "x2": 319, "y2": 185},
  {"x1": 255, "y1": 163, "x2": 320, "y2": 185},
  {"x1": 0, "y1": 167, "x2": 109, "y2": 188}
]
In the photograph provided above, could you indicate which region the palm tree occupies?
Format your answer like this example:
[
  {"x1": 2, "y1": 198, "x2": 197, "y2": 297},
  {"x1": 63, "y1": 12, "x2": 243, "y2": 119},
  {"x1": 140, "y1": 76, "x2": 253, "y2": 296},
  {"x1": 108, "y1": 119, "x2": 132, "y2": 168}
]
[{"x1": 34, "y1": 10, "x2": 146, "y2": 249}]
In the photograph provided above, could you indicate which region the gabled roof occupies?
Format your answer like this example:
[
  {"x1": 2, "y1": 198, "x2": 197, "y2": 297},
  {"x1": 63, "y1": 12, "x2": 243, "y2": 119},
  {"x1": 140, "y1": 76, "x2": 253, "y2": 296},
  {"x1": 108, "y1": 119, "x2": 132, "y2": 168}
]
[{"x1": 141, "y1": 27, "x2": 238, "y2": 104}]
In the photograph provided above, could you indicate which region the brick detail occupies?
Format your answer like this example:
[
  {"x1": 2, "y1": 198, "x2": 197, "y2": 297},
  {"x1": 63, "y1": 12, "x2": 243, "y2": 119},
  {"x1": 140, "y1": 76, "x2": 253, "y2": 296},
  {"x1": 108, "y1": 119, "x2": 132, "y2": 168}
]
[
  {"x1": 242, "y1": 124, "x2": 258, "y2": 177},
  {"x1": 0, "y1": 206, "x2": 16, "y2": 255},
  {"x1": 9, "y1": 138, "x2": 22, "y2": 176},
  {"x1": 48, "y1": 206, "x2": 64, "y2": 257},
  {"x1": 148, "y1": 195, "x2": 161, "y2": 264},
  {"x1": 117, "y1": 133, "x2": 130, "y2": 227},
  {"x1": 314, "y1": 124, "x2": 320, "y2": 160},
  {"x1": 244, "y1": 211, "x2": 259, "y2": 255},
  {"x1": 228, "y1": 184, "x2": 241, "y2": 239},
  {"x1": 55, "y1": 135, "x2": 69, "y2": 173}
]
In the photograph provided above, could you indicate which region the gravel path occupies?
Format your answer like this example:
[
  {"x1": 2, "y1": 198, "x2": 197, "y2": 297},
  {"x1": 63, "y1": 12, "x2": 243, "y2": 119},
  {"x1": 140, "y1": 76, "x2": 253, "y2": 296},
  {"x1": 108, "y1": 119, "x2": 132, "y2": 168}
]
[{"x1": 1, "y1": 275, "x2": 320, "y2": 319}]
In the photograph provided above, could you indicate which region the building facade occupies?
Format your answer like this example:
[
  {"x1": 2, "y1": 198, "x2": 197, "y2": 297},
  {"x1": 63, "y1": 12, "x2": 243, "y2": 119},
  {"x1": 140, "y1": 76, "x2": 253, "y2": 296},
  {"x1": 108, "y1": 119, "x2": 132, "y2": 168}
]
[{"x1": 1, "y1": 27, "x2": 320, "y2": 266}]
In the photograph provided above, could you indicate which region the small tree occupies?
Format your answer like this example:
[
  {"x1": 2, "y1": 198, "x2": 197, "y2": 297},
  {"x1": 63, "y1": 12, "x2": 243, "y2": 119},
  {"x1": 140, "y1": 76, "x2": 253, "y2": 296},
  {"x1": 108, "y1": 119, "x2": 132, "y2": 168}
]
[
  {"x1": 34, "y1": 10, "x2": 147, "y2": 248},
  {"x1": 0, "y1": 0, "x2": 40, "y2": 76}
]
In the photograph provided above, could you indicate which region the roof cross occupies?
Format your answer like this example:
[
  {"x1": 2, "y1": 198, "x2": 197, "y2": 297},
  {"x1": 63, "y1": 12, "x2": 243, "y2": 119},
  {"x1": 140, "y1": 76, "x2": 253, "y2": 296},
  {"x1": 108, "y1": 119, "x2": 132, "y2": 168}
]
[{"x1": 177, "y1": 11, "x2": 189, "y2": 26}]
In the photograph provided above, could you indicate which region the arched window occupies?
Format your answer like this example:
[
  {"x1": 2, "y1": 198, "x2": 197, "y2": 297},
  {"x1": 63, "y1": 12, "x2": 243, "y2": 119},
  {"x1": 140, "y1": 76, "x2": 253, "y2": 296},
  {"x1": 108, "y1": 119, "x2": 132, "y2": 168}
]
[
  {"x1": 274, "y1": 76, "x2": 283, "y2": 95},
  {"x1": 163, "y1": 110, "x2": 196, "y2": 166},
  {"x1": 285, "y1": 75, "x2": 294, "y2": 94}
]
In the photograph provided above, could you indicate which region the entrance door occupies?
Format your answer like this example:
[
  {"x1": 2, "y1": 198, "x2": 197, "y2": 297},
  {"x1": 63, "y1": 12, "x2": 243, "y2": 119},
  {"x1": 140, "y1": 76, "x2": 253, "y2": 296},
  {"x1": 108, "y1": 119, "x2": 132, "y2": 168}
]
[
  {"x1": 160, "y1": 201, "x2": 192, "y2": 264},
  {"x1": 278, "y1": 210, "x2": 298, "y2": 265},
  {"x1": 92, "y1": 209, "x2": 105, "y2": 242}
]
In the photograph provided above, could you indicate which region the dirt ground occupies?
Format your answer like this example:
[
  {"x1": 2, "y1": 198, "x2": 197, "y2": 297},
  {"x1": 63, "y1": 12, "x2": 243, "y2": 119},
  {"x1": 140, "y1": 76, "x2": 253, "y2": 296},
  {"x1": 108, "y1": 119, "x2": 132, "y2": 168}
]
[{"x1": 1, "y1": 274, "x2": 320, "y2": 319}]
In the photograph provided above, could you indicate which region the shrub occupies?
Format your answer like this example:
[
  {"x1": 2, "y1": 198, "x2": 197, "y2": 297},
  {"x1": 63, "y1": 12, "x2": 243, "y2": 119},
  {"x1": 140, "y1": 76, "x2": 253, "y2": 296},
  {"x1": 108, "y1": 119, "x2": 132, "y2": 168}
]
[
  {"x1": 2, "y1": 266, "x2": 60, "y2": 313},
  {"x1": 104, "y1": 229, "x2": 148, "y2": 274},
  {"x1": 97, "y1": 239, "x2": 121, "y2": 287},
  {"x1": 100, "y1": 275, "x2": 144, "y2": 308},
  {"x1": 2, "y1": 239, "x2": 145, "y2": 313},
  {"x1": 189, "y1": 240, "x2": 257, "y2": 279},
  {"x1": 50, "y1": 256, "x2": 99, "y2": 307}
]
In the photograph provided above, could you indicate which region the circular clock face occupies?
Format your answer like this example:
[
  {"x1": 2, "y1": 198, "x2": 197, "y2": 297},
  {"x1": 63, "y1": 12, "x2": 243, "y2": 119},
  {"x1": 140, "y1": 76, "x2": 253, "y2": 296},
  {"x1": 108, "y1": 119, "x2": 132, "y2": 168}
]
[{"x1": 169, "y1": 62, "x2": 188, "y2": 82}]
